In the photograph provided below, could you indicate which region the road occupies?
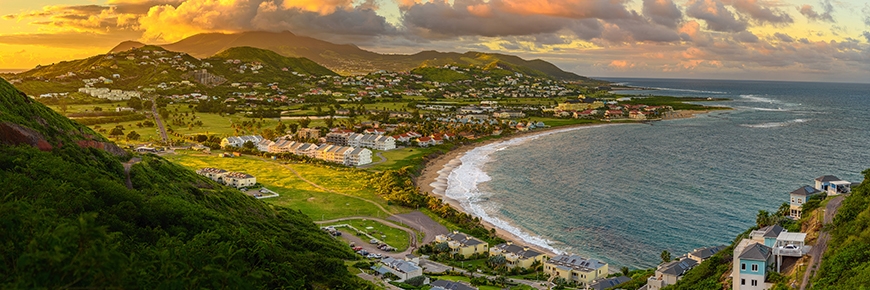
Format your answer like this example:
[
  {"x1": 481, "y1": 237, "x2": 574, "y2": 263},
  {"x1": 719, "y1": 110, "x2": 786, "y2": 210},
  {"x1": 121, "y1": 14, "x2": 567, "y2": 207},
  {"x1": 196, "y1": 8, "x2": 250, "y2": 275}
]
[
  {"x1": 274, "y1": 161, "x2": 394, "y2": 217},
  {"x1": 151, "y1": 96, "x2": 168, "y2": 144},
  {"x1": 359, "y1": 152, "x2": 387, "y2": 168},
  {"x1": 800, "y1": 195, "x2": 845, "y2": 290}
]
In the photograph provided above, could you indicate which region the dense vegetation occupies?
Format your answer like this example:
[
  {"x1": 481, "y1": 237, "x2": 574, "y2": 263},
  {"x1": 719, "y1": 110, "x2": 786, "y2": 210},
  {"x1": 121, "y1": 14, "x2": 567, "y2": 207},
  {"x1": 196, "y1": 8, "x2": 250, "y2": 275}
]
[
  {"x1": 811, "y1": 169, "x2": 870, "y2": 289},
  {"x1": 0, "y1": 79, "x2": 372, "y2": 289}
]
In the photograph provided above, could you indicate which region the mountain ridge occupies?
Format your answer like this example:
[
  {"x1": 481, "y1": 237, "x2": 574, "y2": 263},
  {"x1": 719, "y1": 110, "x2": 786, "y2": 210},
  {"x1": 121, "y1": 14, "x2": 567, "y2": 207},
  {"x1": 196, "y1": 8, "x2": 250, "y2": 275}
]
[{"x1": 109, "y1": 31, "x2": 592, "y2": 81}]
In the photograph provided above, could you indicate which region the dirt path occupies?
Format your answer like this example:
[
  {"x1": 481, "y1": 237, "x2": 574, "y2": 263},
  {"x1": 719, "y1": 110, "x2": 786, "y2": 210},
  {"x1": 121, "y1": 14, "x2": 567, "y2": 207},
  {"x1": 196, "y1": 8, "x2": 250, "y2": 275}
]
[
  {"x1": 122, "y1": 157, "x2": 142, "y2": 190},
  {"x1": 800, "y1": 195, "x2": 845, "y2": 290},
  {"x1": 316, "y1": 216, "x2": 418, "y2": 256}
]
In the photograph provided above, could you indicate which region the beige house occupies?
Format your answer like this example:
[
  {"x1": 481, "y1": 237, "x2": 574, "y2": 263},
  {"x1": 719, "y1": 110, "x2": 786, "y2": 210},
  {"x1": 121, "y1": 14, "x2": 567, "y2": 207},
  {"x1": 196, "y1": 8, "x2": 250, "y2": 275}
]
[
  {"x1": 544, "y1": 254, "x2": 608, "y2": 287},
  {"x1": 196, "y1": 168, "x2": 256, "y2": 189},
  {"x1": 646, "y1": 258, "x2": 697, "y2": 290},
  {"x1": 489, "y1": 242, "x2": 547, "y2": 269},
  {"x1": 435, "y1": 231, "x2": 488, "y2": 259}
]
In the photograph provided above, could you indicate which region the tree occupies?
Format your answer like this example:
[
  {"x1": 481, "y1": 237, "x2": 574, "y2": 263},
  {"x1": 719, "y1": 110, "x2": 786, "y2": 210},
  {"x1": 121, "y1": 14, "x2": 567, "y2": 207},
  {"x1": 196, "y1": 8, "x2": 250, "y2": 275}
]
[
  {"x1": 142, "y1": 100, "x2": 153, "y2": 109},
  {"x1": 275, "y1": 121, "x2": 287, "y2": 134},
  {"x1": 109, "y1": 127, "x2": 124, "y2": 139},
  {"x1": 93, "y1": 106, "x2": 103, "y2": 112},
  {"x1": 127, "y1": 97, "x2": 143, "y2": 110},
  {"x1": 621, "y1": 266, "x2": 630, "y2": 276},
  {"x1": 488, "y1": 255, "x2": 507, "y2": 269},
  {"x1": 324, "y1": 117, "x2": 335, "y2": 128},
  {"x1": 756, "y1": 210, "x2": 772, "y2": 227},
  {"x1": 299, "y1": 117, "x2": 311, "y2": 128},
  {"x1": 126, "y1": 131, "x2": 140, "y2": 141},
  {"x1": 660, "y1": 250, "x2": 671, "y2": 264},
  {"x1": 262, "y1": 128, "x2": 276, "y2": 141},
  {"x1": 288, "y1": 123, "x2": 299, "y2": 134},
  {"x1": 434, "y1": 242, "x2": 449, "y2": 253},
  {"x1": 158, "y1": 108, "x2": 170, "y2": 120},
  {"x1": 243, "y1": 141, "x2": 255, "y2": 149}
]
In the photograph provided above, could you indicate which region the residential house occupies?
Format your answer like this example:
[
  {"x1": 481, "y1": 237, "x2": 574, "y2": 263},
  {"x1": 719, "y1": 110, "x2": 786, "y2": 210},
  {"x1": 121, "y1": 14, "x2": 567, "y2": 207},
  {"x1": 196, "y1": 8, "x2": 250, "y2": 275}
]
[
  {"x1": 417, "y1": 136, "x2": 433, "y2": 147},
  {"x1": 629, "y1": 110, "x2": 648, "y2": 120},
  {"x1": 256, "y1": 139, "x2": 275, "y2": 152},
  {"x1": 376, "y1": 257, "x2": 422, "y2": 282},
  {"x1": 788, "y1": 185, "x2": 822, "y2": 219},
  {"x1": 220, "y1": 172, "x2": 257, "y2": 188},
  {"x1": 646, "y1": 258, "x2": 698, "y2": 290},
  {"x1": 688, "y1": 245, "x2": 727, "y2": 263},
  {"x1": 220, "y1": 135, "x2": 263, "y2": 149},
  {"x1": 196, "y1": 168, "x2": 227, "y2": 180},
  {"x1": 348, "y1": 147, "x2": 373, "y2": 166},
  {"x1": 434, "y1": 231, "x2": 489, "y2": 259},
  {"x1": 489, "y1": 242, "x2": 547, "y2": 269},
  {"x1": 749, "y1": 225, "x2": 784, "y2": 248},
  {"x1": 494, "y1": 111, "x2": 526, "y2": 119},
  {"x1": 589, "y1": 276, "x2": 630, "y2": 290},
  {"x1": 544, "y1": 254, "x2": 608, "y2": 287},
  {"x1": 326, "y1": 132, "x2": 351, "y2": 146},
  {"x1": 574, "y1": 109, "x2": 597, "y2": 118},
  {"x1": 814, "y1": 175, "x2": 851, "y2": 195},
  {"x1": 732, "y1": 241, "x2": 773, "y2": 290}
]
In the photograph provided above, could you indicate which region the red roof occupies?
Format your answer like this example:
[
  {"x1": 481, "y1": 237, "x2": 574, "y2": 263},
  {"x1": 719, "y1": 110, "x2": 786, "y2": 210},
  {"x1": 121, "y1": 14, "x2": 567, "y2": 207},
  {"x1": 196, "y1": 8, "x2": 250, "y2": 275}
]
[{"x1": 418, "y1": 137, "x2": 432, "y2": 141}]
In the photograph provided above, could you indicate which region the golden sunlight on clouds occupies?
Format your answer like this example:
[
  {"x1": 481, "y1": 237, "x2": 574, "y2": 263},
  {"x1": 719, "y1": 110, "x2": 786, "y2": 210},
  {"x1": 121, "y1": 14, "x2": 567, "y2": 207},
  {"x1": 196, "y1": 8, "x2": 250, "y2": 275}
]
[{"x1": 281, "y1": 0, "x2": 354, "y2": 15}]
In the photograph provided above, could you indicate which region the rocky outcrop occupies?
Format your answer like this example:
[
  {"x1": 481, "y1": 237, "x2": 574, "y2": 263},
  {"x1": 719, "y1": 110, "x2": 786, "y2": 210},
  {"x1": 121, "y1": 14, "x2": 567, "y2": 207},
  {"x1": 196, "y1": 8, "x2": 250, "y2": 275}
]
[
  {"x1": 0, "y1": 122, "x2": 53, "y2": 151},
  {"x1": 76, "y1": 140, "x2": 128, "y2": 157}
]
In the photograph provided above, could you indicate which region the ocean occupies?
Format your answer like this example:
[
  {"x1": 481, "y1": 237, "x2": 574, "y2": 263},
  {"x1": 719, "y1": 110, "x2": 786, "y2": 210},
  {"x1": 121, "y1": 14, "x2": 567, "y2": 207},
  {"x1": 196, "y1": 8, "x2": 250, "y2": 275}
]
[{"x1": 443, "y1": 78, "x2": 870, "y2": 269}]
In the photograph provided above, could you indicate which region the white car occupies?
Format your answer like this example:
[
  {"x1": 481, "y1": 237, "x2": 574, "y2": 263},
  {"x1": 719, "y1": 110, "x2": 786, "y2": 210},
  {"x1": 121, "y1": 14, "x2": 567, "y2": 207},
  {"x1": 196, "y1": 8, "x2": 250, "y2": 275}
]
[{"x1": 783, "y1": 244, "x2": 798, "y2": 250}]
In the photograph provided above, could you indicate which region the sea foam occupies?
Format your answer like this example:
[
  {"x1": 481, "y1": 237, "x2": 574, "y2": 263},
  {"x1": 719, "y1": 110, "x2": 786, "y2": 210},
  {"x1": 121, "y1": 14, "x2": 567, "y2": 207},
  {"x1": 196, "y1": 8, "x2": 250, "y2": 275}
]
[{"x1": 444, "y1": 125, "x2": 615, "y2": 254}]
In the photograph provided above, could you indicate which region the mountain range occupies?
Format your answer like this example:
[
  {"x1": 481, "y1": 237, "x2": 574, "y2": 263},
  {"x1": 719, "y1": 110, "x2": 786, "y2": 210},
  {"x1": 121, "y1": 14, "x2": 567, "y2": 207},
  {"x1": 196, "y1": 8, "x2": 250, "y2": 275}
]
[{"x1": 111, "y1": 31, "x2": 591, "y2": 81}]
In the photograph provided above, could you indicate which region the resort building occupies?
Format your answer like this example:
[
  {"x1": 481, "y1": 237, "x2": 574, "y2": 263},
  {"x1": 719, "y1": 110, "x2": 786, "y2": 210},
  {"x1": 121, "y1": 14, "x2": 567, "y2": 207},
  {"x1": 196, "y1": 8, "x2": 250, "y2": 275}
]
[
  {"x1": 788, "y1": 185, "x2": 822, "y2": 219},
  {"x1": 196, "y1": 168, "x2": 256, "y2": 189},
  {"x1": 430, "y1": 280, "x2": 476, "y2": 290},
  {"x1": 544, "y1": 254, "x2": 608, "y2": 287},
  {"x1": 434, "y1": 231, "x2": 489, "y2": 259},
  {"x1": 296, "y1": 128, "x2": 321, "y2": 140},
  {"x1": 646, "y1": 258, "x2": 698, "y2": 290},
  {"x1": 814, "y1": 175, "x2": 852, "y2": 195},
  {"x1": 489, "y1": 242, "x2": 547, "y2": 269},
  {"x1": 556, "y1": 97, "x2": 604, "y2": 111},
  {"x1": 220, "y1": 135, "x2": 263, "y2": 149},
  {"x1": 348, "y1": 148, "x2": 373, "y2": 166},
  {"x1": 375, "y1": 257, "x2": 422, "y2": 282},
  {"x1": 589, "y1": 276, "x2": 630, "y2": 290}
]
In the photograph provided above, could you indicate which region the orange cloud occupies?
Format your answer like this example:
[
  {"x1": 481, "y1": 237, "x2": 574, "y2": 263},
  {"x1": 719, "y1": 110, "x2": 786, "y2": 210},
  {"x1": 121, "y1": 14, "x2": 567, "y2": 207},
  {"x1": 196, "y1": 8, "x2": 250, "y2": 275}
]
[{"x1": 282, "y1": 0, "x2": 355, "y2": 15}]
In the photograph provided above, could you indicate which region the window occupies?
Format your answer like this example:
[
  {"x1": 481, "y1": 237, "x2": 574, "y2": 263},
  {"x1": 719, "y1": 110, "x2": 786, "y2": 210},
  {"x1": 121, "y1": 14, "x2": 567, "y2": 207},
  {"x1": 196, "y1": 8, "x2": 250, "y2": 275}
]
[
  {"x1": 752, "y1": 264, "x2": 759, "y2": 271},
  {"x1": 741, "y1": 263, "x2": 746, "y2": 270},
  {"x1": 752, "y1": 279, "x2": 758, "y2": 286},
  {"x1": 791, "y1": 198, "x2": 795, "y2": 203},
  {"x1": 741, "y1": 279, "x2": 745, "y2": 285}
]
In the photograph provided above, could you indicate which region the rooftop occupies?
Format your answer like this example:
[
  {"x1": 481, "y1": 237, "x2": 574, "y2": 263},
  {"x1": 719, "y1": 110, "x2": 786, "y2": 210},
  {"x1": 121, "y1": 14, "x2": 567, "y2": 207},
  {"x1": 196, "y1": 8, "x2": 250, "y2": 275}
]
[
  {"x1": 739, "y1": 243, "x2": 772, "y2": 261},
  {"x1": 658, "y1": 259, "x2": 697, "y2": 277},
  {"x1": 790, "y1": 185, "x2": 821, "y2": 196},
  {"x1": 547, "y1": 254, "x2": 607, "y2": 272}
]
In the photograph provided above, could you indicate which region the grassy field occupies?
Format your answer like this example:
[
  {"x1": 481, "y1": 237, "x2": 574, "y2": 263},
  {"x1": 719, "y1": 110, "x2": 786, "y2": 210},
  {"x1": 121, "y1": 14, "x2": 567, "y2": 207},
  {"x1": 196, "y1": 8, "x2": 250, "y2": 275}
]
[
  {"x1": 531, "y1": 117, "x2": 603, "y2": 127},
  {"x1": 163, "y1": 151, "x2": 406, "y2": 220},
  {"x1": 369, "y1": 147, "x2": 444, "y2": 171},
  {"x1": 328, "y1": 219, "x2": 411, "y2": 251}
]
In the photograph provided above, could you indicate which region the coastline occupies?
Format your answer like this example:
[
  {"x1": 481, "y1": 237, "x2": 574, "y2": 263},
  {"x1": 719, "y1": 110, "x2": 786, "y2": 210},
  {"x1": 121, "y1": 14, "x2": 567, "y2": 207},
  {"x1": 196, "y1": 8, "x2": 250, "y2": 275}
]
[{"x1": 416, "y1": 110, "x2": 713, "y2": 258}]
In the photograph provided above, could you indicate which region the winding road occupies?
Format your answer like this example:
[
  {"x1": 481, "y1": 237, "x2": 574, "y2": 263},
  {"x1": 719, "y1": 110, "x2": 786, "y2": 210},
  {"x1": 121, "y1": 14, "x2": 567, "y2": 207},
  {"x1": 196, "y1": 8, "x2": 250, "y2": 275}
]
[
  {"x1": 800, "y1": 195, "x2": 845, "y2": 290},
  {"x1": 316, "y1": 216, "x2": 418, "y2": 256},
  {"x1": 122, "y1": 157, "x2": 142, "y2": 190},
  {"x1": 151, "y1": 96, "x2": 168, "y2": 144}
]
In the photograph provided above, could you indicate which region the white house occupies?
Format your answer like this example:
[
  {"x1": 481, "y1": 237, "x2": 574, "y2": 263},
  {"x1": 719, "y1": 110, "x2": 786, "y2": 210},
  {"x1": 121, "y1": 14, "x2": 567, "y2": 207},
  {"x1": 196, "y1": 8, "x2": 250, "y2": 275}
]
[
  {"x1": 220, "y1": 135, "x2": 263, "y2": 149},
  {"x1": 348, "y1": 148, "x2": 372, "y2": 166},
  {"x1": 376, "y1": 257, "x2": 422, "y2": 282}
]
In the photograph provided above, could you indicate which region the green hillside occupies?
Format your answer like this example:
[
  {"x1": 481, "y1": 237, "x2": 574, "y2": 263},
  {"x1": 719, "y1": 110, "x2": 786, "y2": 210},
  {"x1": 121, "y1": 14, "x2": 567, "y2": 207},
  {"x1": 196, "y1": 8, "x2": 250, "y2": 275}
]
[
  {"x1": 0, "y1": 78, "x2": 372, "y2": 288},
  {"x1": 812, "y1": 170, "x2": 870, "y2": 289},
  {"x1": 205, "y1": 46, "x2": 337, "y2": 83}
]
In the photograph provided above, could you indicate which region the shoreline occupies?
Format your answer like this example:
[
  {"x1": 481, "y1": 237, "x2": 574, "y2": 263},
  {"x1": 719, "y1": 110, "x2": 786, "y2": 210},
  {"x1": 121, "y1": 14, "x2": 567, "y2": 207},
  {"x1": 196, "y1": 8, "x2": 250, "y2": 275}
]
[{"x1": 415, "y1": 110, "x2": 713, "y2": 258}]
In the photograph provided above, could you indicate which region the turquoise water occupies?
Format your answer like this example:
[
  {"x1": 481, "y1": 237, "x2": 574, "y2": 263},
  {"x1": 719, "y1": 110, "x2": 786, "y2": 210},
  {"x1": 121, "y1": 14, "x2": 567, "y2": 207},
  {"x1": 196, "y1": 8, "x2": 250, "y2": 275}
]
[{"x1": 446, "y1": 79, "x2": 870, "y2": 268}]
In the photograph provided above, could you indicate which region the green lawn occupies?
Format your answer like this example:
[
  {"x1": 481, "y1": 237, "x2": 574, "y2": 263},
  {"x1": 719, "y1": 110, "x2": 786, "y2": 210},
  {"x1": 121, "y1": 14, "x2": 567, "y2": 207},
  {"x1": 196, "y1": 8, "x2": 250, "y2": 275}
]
[
  {"x1": 369, "y1": 147, "x2": 443, "y2": 171},
  {"x1": 328, "y1": 219, "x2": 412, "y2": 251},
  {"x1": 531, "y1": 117, "x2": 603, "y2": 127},
  {"x1": 163, "y1": 151, "x2": 402, "y2": 220}
]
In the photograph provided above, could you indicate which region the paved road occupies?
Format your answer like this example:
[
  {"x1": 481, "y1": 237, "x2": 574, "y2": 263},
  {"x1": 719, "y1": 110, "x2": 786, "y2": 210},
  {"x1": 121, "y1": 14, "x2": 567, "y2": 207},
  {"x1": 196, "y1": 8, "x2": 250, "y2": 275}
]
[
  {"x1": 359, "y1": 152, "x2": 387, "y2": 168},
  {"x1": 389, "y1": 211, "x2": 449, "y2": 245},
  {"x1": 122, "y1": 157, "x2": 142, "y2": 190},
  {"x1": 800, "y1": 195, "x2": 845, "y2": 290},
  {"x1": 151, "y1": 96, "x2": 168, "y2": 144}
]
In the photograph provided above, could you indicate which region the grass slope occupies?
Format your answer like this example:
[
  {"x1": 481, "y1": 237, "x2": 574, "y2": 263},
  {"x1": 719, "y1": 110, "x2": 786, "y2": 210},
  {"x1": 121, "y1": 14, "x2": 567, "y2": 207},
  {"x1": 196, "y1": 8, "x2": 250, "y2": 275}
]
[{"x1": 0, "y1": 78, "x2": 373, "y2": 289}]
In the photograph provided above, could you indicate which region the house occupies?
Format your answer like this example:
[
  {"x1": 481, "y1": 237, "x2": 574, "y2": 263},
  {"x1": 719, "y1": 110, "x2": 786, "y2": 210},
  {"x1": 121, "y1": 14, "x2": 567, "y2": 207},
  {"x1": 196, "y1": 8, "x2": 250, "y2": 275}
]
[
  {"x1": 605, "y1": 110, "x2": 624, "y2": 118},
  {"x1": 434, "y1": 231, "x2": 488, "y2": 259},
  {"x1": 376, "y1": 257, "x2": 422, "y2": 282},
  {"x1": 256, "y1": 139, "x2": 275, "y2": 152},
  {"x1": 687, "y1": 245, "x2": 727, "y2": 263},
  {"x1": 374, "y1": 135, "x2": 396, "y2": 151},
  {"x1": 629, "y1": 110, "x2": 647, "y2": 120},
  {"x1": 544, "y1": 254, "x2": 608, "y2": 287},
  {"x1": 589, "y1": 276, "x2": 630, "y2": 290},
  {"x1": 489, "y1": 242, "x2": 547, "y2": 269},
  {"x1": 297, "y1": 128, "x2": 320, "y2": 140},
  {"x1": 646, "y1": 258, "x2": 697, "y2": 290},
  {"x1": 788, "y1": 185, "x2": 822, "y2": 219},
  {"x1": 417, "y1": 136, "x2": 433, "y2": 147},
  {"x1": 814, "y1": 175, "x2": 851, "y2": 195},
  {"x1": 326, "y1": 132, "x2": 350, "y2": 146},
  {"x1": 430, "y1": 280, "x2": 477, "y2": 290},
  {"x1": 196, "y1": 167, "x2": 226, "y2": 179},
  {"x1": 732, "y1": 241, "x2": 773, "y2": 290},
  {"x1": 220, "y1": 135, "x2": 263, "y2": 149},
  {"x1": 220, "y1": 172, "x2": 257, "y2": 188},
  {"x1": 749, "y1": 225, "x2": 784, "y2": 248},
  {"x1": 574, "y1": 109, "x2": 597, "y2": 118}
]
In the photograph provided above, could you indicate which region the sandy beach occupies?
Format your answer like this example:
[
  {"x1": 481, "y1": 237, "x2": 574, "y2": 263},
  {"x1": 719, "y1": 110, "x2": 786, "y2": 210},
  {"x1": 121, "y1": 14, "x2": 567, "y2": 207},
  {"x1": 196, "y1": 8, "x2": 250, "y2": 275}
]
[{"x1": 415, "y1": 110, "x2": 712, "y2": 257}]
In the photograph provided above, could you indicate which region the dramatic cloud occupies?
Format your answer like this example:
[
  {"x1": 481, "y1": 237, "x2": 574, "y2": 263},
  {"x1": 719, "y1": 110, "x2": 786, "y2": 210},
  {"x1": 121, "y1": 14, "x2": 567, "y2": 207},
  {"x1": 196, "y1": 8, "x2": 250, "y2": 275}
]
[
  {"x1": 798, "y1": 0, "x2": 834, "y2": 23},
  {"x1": 863, "y1": 4, "x2": 870, "y2": 26},
  {"x1": 726, "y1": 0, "x2": 793, "y2": 25},
  {"x1": 496, "y1": 0, "x2": 633, "y2": 20},
  {"x1": 774, "y1": 32, "x2": 794, "y2": 42},
  {"x1": 864, "y1": 31, "x2": 870, "y2": 42},
  {"x1": 686, "y1": 0, "x2": 747, "y2": 32},
  {"x1": 138, "y1": 0, "x2": 396, "y2": 42},
  {"x1": 401, "y1": 0, "x2": 569, "y2": 38},
  {"x1": 0, "y1": 31, "x2": 140, "y2": 48},
  {"x1": 734, "y1": 30, "x2": 759, "y2": 43},
  {"x1": 642, "y1": 0, "x2": 682, "y2": 29}
]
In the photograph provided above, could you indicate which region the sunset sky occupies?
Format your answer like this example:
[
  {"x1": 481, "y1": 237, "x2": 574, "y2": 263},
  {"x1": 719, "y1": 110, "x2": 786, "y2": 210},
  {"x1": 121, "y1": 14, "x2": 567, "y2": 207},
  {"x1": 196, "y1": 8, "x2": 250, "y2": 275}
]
[{"x1": 1, "y1": 0, "x2": 869, "y2": 82}]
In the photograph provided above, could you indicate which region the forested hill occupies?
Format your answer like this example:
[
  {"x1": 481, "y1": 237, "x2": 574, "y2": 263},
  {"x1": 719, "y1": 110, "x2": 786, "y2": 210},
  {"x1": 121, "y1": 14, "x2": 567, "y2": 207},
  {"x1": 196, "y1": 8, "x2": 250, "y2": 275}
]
[
  {"x1": 812, "y1": 169, "x2": 870, "y2": 288},
  {"x1": 0, "y1": 77, "x2": 372, "y2": 288}
]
